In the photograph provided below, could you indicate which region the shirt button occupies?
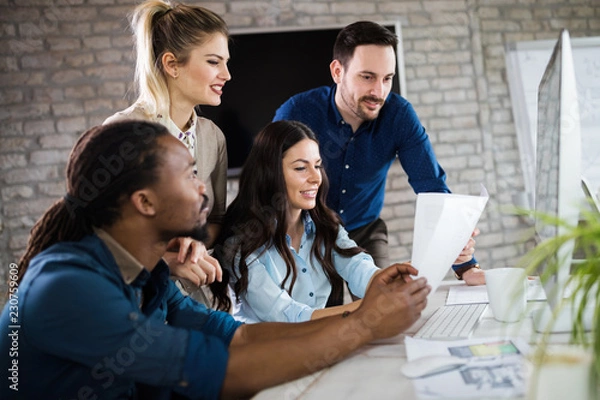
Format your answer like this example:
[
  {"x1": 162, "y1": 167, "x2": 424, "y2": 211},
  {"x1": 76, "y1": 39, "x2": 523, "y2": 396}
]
[
  {"x1": 179, "y1": 381, "x2": 189, "y2": 387},
  {"x1": 345, "y1": 164, "x2": 349, "y2": 169},
  {"x1": 342, "y1": 189, "x2": 346, "y2": 194},
  {"x1": 128, "y1": 312, "x2": 139, "y2": 321},
  {"x1": 340, "y1": 209, "x2": 344, "y2": 214},
  {"x1": 302, "y1": 268, "x2": 307, "y2": 273},
  {"x1": 309, "y1": 292, "x2": 314, "y2": 297}
]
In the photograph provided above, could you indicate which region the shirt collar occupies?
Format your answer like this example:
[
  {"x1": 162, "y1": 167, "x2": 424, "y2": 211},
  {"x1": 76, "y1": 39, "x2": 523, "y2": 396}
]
[
  {"x1": 156, "y1": 112, "x2": 197, "y2": 153},
  {"x1": 94, "y1": 228, "x2": 145, "y2": 285},
  {"x1": 156, "y1": 112, "x2": 197, "y2": 135},
  {"x1": 302, "y1": 211, "x2": 316, "y2": 235},
  {"x1": 329, "y1": 84, "x2": 345, "y2": 125},
  {"x1": 283, "y1": 212, "x2": 315, "y2": 246}
]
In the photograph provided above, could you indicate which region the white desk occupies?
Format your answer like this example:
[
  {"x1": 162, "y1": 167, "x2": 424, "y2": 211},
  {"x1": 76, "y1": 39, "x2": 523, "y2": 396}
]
[{"x1": 252, "y1": 280, "x2": 575, "y2": 400}]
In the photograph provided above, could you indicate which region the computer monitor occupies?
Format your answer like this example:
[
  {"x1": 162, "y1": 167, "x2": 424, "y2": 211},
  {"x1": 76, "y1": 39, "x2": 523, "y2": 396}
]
[{"x1": 532, "y1": 29, "x2": 591, "y2": 332}]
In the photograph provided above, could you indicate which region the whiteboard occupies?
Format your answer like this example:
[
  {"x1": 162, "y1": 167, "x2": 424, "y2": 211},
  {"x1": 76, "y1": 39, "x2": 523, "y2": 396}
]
[{"x1": 505, "y1": 35, "x2": 600, "y2": 207}]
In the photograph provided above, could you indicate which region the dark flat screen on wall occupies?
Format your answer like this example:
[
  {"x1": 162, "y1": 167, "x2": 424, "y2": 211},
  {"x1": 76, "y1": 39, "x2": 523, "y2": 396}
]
[{"x1": 198, "y1": 23, "x2": 402, "y2": 175}]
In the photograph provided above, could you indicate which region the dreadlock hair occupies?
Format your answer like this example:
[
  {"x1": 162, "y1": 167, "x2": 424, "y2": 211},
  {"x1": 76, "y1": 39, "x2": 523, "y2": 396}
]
[
  {"x1": 210, "y1": 120, "x2": 364, "y2": 311},
  {"x1": 15, "y1": 120, "x2": 170, "y2": 287}
]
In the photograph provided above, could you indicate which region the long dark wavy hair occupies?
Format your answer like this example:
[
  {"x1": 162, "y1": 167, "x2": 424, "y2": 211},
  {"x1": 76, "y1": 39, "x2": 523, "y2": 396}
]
[
  {"x1": 211, "y1": 120, "x2": 363, "y2": 311},
  {"x1": 14, "y1": 121, "x2": 170, "y2": 287}
]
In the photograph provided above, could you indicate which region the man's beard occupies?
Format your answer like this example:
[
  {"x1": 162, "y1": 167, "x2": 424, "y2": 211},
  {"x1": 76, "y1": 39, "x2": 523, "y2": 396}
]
[
  {"x1": 188, "y1": 224, "x2": 209, "y2": 243},
  {"x1": 188, "y1": 194, "x2": 210, "y2": 243},
  {"x1": 356, "y1": 95, "x2": 384, "y2": 121},
  {"x1": 339, "y1": 84, "x2": 383, "y2": 122},
  {"x1": 171, "y1": 194, "x2": 210, "y2": 244}
]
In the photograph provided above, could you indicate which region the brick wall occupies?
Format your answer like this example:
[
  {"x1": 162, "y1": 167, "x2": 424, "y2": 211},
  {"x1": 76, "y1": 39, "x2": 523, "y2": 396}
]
[{"x1": 1, "y1": 0, "x2": 599, "y2": 296}]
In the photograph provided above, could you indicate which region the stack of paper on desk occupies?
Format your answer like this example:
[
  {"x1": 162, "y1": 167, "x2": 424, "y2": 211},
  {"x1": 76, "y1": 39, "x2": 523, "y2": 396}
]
[
  {"x1": 404, "y1": 336, "x2": 530, "y2": 398},
  {"x1": 411, "y1": 186, "x2": 489, "y2": 295}
]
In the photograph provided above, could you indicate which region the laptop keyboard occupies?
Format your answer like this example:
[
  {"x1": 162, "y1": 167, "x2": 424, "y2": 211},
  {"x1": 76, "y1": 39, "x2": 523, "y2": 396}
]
[{"x1": 414, "y1": 303, "x2": 487, "y2": 339}]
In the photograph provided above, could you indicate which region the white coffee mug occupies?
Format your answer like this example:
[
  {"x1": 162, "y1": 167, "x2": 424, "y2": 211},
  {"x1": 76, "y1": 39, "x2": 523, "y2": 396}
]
[{"x1": 485, "y1": 267, "x2": 527, "y2": 322}]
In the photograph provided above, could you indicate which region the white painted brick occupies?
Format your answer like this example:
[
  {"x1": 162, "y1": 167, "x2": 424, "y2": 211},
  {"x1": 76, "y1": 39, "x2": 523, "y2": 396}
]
[
  {"x1": 61, "y1": 22, "x2": 92, "y2": 37},
  {"x1": 51, "y1": 69, "x2": 85, "y2": 84},
  {"x1": 9, "y1": 234, "x2": 30, "y2": 251},
  {"x1": 52, "y1": 102, "x2": 85, "y2": 117},
  {"x1": 378, "y1": 2, "x2": 422, "y2": 14},
  {"x1": 431, "y1": 12, "x2": 469, "y2": 26},
  {"x1": 293, "y1": 3, "x2": 329, "y2": 14},
  {"x1": 23, "y1": 120, "x2": 56, "y2": 136},
  {"x1": 39, "y1": 133, "x2": 77, "y2": 149},
  {"x1": 30, "y1": 149, "x2": 71, "y2": 165},
  {"x1": 0, "y1": 104, "x2": 50, "y2": 120},
  {"x1": 415, "y1": 66, "x2": 436, "y2": 78},
  {"x1": 84, "y1": 99, "x2": 114, "y2": 114},
  {"x1": 331, "y1": 2, "x2": 376, "y2": 15},
  {"x1": 38, "y1": 181, "x2": 66, "y2": 197},
  {"x1": 420, "y1": 91, "x2": 443, "y2": 104},
  {"x1": 65, "y1": 86, "x2": 95, "y2": 99},
  {"x1": 55, "y1": 117, "x2": 86, "y2": 134},
  {"x1": 5, "y1": 216, "x2": 37, "y2": 230},
  {"x1": 4, "y1": 166, "x2": 60, "y2": 185},
  {"x1": 0, "y1": 23, "x2": 16, "y2": 37},
  {"x1": 3, "y1": 39, "x2": 45, "y2": 55},
  {"x1": 64, "y1": 53, "x2": 95, "y2": 68},
  {"x1": 83, "y1": 36, "x2": 112, "y2": 50},
  {"x1": 0, "y1": 89, "x2": 23, "y2": 105},
  {"x1": 0, "y1": 154, "x2": 27, "y2": 169},
  {"x1": 84, "y1": 65, "x2": 133, "y2": 80},
  {"x1": 478, "y1": 7, "x2": 501, "y2": 19}
]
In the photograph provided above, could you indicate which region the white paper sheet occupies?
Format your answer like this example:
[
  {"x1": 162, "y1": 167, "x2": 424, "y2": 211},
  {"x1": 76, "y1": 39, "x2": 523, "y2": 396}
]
[
  {"x1": 410, "y1": 185, "x2": 489, "y2": 295},
  {"x1": 446, "y1": 280, "x2": 547, "y2": 305},
  {"x1": 404, "y1": 336, "x2": 530, "y2": 398}
]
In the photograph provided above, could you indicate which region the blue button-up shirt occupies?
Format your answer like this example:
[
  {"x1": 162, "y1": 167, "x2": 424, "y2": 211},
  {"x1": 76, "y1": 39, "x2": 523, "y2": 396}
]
[
  {"x1": 228, "y1": 214, "x2": 379, "y2": 323},
  {"x1": 273, "y1": 85, "x2": 450, "y2": 231}
]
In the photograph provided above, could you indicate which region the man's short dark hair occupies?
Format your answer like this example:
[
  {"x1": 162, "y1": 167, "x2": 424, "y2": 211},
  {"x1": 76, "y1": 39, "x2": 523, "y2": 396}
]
[{"x1": 333, "y1": 21, "x2": 398, "y2": 69}]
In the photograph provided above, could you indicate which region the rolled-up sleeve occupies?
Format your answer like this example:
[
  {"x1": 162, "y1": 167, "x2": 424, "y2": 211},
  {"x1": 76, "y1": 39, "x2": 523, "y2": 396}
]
[{"x1": 333, "y1": 226, "x2": 379, "y2": 298}]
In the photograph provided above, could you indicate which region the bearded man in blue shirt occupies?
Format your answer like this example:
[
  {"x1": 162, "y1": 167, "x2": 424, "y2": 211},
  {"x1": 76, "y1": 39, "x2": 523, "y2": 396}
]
[
  {"x1": 0, "y1": 120, "x2": 431, "y2": 399},
  {"x1": 273, "y1": 21, "x2": 485, "y2": 300}
]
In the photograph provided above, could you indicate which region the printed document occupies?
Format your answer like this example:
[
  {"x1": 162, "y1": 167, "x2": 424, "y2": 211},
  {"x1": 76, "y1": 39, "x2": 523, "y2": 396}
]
[
  {"x1": 411, "y1": 186, "x2": 489, "y2": 295},
  {"x1": 404, "y1": 336, "x2": 530, "y2": 398}
]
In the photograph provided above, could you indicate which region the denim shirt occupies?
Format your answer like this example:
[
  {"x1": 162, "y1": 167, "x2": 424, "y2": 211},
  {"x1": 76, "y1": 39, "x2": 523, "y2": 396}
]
[
  {"x1": 229, "y1": 214, "x2": 379, "y2": 323},
  {"x1": 0, "y1": 232, "x2": 242, "y2": 400}
]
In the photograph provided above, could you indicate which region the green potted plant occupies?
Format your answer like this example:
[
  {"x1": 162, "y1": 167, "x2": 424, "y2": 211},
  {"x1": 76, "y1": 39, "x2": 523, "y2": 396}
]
[{"x1": 515, "y1": 203, "x2": 599, "y2": 397}]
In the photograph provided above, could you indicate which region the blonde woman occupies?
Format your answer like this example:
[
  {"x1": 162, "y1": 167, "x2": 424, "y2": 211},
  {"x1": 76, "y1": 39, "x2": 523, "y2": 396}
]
[{"x1": 105, "y1": 0, "x2": 230, "y2": 294}]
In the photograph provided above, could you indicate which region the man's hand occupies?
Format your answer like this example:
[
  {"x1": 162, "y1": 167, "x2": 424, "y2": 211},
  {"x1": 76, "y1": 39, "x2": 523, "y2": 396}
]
[
  {"x1": 355, "y1": 263, "x2": 430, "y2": 341},
  {"x1": 462, "y1": 267, "x2": 485, "y2": 286},
  {"x1": 164, "y1": 237, "x2": 222, "y2": 286},
  {"x1": 453, "y1": 228, "x2": 480, "y2": 264}
]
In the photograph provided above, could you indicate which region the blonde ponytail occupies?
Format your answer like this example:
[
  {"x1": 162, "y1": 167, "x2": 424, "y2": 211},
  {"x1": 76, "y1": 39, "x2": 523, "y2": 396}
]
[{"x1": 131, "y1": 0, "x2": 172, "y2": 119}]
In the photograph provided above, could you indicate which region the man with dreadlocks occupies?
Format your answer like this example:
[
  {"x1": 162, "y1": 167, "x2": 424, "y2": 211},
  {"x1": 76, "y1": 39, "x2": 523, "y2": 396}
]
[{"x1": 0, "y1": 120, "x2": 430, "y2": 399}]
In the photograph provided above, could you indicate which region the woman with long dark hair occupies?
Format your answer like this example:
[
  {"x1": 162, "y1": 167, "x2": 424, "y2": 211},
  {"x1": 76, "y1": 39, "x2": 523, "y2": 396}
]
[{"x1": 213, "y1": 120, "x2": 384, "y2": 322}]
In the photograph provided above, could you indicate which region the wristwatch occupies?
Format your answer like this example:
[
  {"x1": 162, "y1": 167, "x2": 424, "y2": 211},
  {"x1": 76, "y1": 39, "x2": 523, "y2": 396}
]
[{"x1": 454, "y1": 263, "x2": 480, "y2": 280}]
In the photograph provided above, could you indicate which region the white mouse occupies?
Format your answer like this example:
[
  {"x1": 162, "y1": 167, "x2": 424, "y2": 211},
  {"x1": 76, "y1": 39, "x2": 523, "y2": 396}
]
[{"x1": 401, "y1": 355, "x2": 468, "y2": 379}]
